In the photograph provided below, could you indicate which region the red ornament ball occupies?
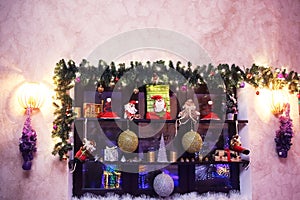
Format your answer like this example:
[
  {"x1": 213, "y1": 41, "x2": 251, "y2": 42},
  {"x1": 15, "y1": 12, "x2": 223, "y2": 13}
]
[
  {"x1": 256, "y1": 91, "x2": 260, "y2": 95},
  {"x1": 246, "y1": 73, "x2": 253, "y2": 79}
]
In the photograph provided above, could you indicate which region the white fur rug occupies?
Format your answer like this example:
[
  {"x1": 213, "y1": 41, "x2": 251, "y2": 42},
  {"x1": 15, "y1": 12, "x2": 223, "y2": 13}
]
[{"x1": 72, "y1": 192, "x2": 250, "y2": 200}]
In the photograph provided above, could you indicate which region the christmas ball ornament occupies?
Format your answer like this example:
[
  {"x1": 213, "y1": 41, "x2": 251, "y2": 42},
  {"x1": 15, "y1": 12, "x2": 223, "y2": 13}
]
[
  {"x1": 182, "y1": 131, "x2": 203, "y2": 153},
  {"x1": 181, "y1": 85, "x2": 187, "y2": 91},
  {"x1": 153, "y1": 173, "x2": 174, "y2": 197},
  {"x1": 75, "y1": 77, "x2": 81, "y2": 83},
  {"x1": 256, "y1": 91, "x2": 260, "y2": 95},
  {"x1": 246, "y1": 73, "x2": 253, "y2": 79},
  {"x1": 117, "y1": 129, "x2": 138, "y2": 153},
  {"x1": 239, "y1": 82, "x2": 245, "y2": 88},
  {"x1": 22, "y1": 161, "x2": 32, "y2": 170}
]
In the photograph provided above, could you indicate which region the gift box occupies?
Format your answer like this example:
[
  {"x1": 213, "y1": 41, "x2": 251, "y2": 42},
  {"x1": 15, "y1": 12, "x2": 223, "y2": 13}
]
[
  {"x1": 214, "y1": 149, "x2": 241, "y2": 162},
  {"x1": 83, "y1": 103, "x2": 103, "y2": 118},
  {"x1": 104, "y1": 146, "x2": 118, "y2": 162}
]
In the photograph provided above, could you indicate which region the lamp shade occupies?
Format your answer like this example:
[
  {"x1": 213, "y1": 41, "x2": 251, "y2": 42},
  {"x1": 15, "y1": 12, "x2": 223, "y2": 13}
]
[
  {"x1": 18, "y1": 82, "x2": 45, "y2": 109},
  {"x1": 271, "y1": 89, "x2": 288, "y2": 117}
]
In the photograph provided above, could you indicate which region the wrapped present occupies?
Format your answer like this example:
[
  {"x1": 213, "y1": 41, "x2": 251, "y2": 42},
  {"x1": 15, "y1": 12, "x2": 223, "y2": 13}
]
[
  {"x1": 83, "y1": 103, "x2": 103, "y2": 118},
  {"x1": 214, "y1": 149, "x2": 241, "y2": 162},
  {"x1": 104, "y1": 146, "x2": 118, "y2": 162}
]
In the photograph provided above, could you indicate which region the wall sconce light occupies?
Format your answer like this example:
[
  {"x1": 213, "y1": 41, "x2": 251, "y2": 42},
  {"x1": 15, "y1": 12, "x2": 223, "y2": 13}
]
[
  {"x1": 18, "y1": 82, "x2": 45, "y2": 110},
  {"x1": 271, "y1": 89, "x2": 289, "y2": 117}
]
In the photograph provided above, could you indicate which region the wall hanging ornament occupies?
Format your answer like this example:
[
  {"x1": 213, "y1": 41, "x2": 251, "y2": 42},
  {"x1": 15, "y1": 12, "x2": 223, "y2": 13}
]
[
  {"x1": 274, "y1": 103, "x2": 294, "y2": 158},
  {"x1": 153, "y1": 172, "x2": 174, "y2": 197},
  {"x1": 117, "y1": 129, "x2": 138, "y2": 153},
  {"x1": 19, "y1": 108, "x2": 37, "y2": 170}
]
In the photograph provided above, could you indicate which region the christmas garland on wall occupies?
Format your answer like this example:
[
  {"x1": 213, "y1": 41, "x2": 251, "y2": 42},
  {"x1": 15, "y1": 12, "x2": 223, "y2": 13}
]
[
  {"x1": 52, "y1": 59, "x2": 299, "y2": 160},
  {"x1": 52, "y1": 59, "x2": 78, "y2": 160}
]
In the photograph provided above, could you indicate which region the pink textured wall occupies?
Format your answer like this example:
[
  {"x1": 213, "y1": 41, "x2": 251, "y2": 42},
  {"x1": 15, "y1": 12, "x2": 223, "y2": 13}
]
[{"x1": 0, "y1": 0, "x2": 299, "y2": 199}]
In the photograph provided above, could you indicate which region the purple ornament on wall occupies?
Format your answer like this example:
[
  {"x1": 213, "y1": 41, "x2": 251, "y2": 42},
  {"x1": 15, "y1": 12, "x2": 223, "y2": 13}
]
[
  {"x1": 22, "y1": 161, "x2": 32, "y2": 170},
  {"x1": 19, "y1": 108, "x2": 37, "y2": 170},
  {"x1": 239, "y1": 82, "x2": 245, "y2": 88}
]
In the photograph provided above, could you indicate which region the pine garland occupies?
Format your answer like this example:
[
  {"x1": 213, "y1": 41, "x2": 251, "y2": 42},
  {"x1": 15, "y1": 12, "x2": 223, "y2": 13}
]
[
  {"x1": 52, "y1": 59, "x2": 78, "y2": 160},
  {"x1": 52, "y1": 59, "x2": 300, "y2": 160}
]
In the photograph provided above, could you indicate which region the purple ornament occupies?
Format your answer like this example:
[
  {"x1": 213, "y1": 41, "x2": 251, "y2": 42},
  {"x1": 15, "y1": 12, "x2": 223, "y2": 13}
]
[
  {"x1": 239, "y1": 82, "x2": 245, "y2": 88},
  {"x1": 22, "y1": 161, "x2": 32, "y2": 170},
  {"x1": 277, "y1": 73, "x2": 284, "y2": 79},
  {"x1": 53, "y1": 124, "x2": 57, "y2": 130},
  {"x1": 75, "y1": 77, "x2": 81, "y2": 83},
  {"x1": 181, "y1": 85, "x2": 187, "y2": 92},
  {"x1": 274, "y1": 104, "x2": 293, "y2": 158},
  {"x1": 19, "y1": 110, "x2": 37, "y2": 170}
]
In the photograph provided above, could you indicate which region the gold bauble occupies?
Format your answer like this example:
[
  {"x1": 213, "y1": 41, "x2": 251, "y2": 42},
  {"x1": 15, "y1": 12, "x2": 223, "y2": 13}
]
[
  {"x1": 117, "y1": 129, "x2": 138, "y2": 153},
  {"x1": 181, "y1": 131, "x2": 203, "y2": 153}
]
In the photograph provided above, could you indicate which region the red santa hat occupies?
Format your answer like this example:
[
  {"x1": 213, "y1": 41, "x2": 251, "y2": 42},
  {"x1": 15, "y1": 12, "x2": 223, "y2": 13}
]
[
  {"x1": 151, "y1": 95, "x2": 163, "y2": 101},
  {"x1": 129, "y1": 100, "x2": 138, "y2": 105}
]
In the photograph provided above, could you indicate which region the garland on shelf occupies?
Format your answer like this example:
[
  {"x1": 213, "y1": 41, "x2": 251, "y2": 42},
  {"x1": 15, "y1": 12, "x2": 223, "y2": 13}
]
[
  {"x1": 52, "y1": 59, "x2": 78, "y2": 160},
  {"x1": 52, "y1": 59, "x2": 299, "y2": 160}
]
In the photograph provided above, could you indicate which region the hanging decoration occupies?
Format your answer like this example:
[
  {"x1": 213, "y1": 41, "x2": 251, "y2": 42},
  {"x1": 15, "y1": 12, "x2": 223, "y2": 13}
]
[
  {"x1": 153, "y1": 172, "x2": 174, "y2": 197},
  {"x1": 52, "y1": 59, "x2": 78, "y2": 160},
  {"x1": 117, "y1": 129, "x2": 138, "y2": 153},
  {"x1": 177, "y1": 99, "x2": 200, "y2": 125},
  {"x1": 274, "y1": 103, "x2": 294, "y2": 158},
  {"x1": 181, "y1": 130, "x2": 203, "y2": 154},
  {"x1": 52, "y1": 58, "x2": 299, "y2": 160},
  {"x1": 19, "y1": 108, "x2": 37, "y2": 170}
]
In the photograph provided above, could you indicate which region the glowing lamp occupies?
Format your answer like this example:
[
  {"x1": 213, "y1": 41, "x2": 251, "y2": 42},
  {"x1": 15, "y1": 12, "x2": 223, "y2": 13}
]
[
  {"x1": 18, "y1": 82, "x2": 45, "y2": 109},
  {"x1": 271, "y1": 89, "x2": 288, "y2": 117}
]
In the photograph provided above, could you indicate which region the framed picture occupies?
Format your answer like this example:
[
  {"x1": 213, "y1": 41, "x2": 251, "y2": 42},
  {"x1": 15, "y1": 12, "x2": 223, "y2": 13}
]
[{"x1": 145, "y1": 85, "x2": 171, "y2": 120}]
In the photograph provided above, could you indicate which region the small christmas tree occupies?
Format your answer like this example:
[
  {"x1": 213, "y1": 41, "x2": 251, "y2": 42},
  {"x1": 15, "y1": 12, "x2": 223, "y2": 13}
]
[
  {"x1": 157, "y1": 133, "x2": 168, "y2": 162},
  {"x1": 19, "y1": 108, "x2": 37, "y2": 170}
]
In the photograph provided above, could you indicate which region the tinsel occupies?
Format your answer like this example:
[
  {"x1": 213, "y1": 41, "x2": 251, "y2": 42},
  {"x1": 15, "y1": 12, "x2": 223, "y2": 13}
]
[
  {"x1": 71, "y1": 191, "x2": 250, "y2": 200},
  {"x1": 274, "y1": 103, "x2": 294, "y2": 158},
  {"x1": 19, "y1": 108, "x2": 37, "y2": 170}
]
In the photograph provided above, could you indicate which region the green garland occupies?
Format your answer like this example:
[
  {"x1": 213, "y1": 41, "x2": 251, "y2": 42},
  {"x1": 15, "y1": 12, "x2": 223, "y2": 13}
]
[
  {"x1": 52, "y1": 59, "x2": 78, "y2": 160},
  {"x1": 52, "y1": 59, "x2": 300, "y2": 160}
]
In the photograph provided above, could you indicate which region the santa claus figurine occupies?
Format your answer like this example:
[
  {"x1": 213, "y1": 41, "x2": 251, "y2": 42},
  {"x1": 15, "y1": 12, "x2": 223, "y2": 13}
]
[
  {"x1": 200, "y1": 95, "x2": 220, "y2": 120},
  {"x1": 69, "y1": 138, "x2": 96, "y2": 173},
  {"x1": 97, "y1": 98, "x2": 120, "y2": 119},
  {"x1": 230, "y1": 134, "x2": 250, "y2": 155},
  {"x1": 146, "y1": 95, "x2": 171, "y2": 119},
  {"x1": 124, "y1": 100, "x2": 141, "y2": 120}
]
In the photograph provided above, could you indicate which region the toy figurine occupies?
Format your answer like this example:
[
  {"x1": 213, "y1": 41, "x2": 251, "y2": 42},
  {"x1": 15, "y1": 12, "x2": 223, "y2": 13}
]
[
  {"x1": 97, "y1": 98, "x2": 120, "y2": 119},
  {"x1": 69, "y1": 138, "x2": 96, "y2": 173},
  {"x1": 124, "y1": 100, "x2": 140, "y2": 120},
  {"x1": 230, "y1": 134, "x2": 250, "y2": 155},
  {"x1": 200, "y1": 95, "x2": 220, "y2": 120},
  {"x1": 177, "y1": 99, "x2": 200, "y2": 125}
]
